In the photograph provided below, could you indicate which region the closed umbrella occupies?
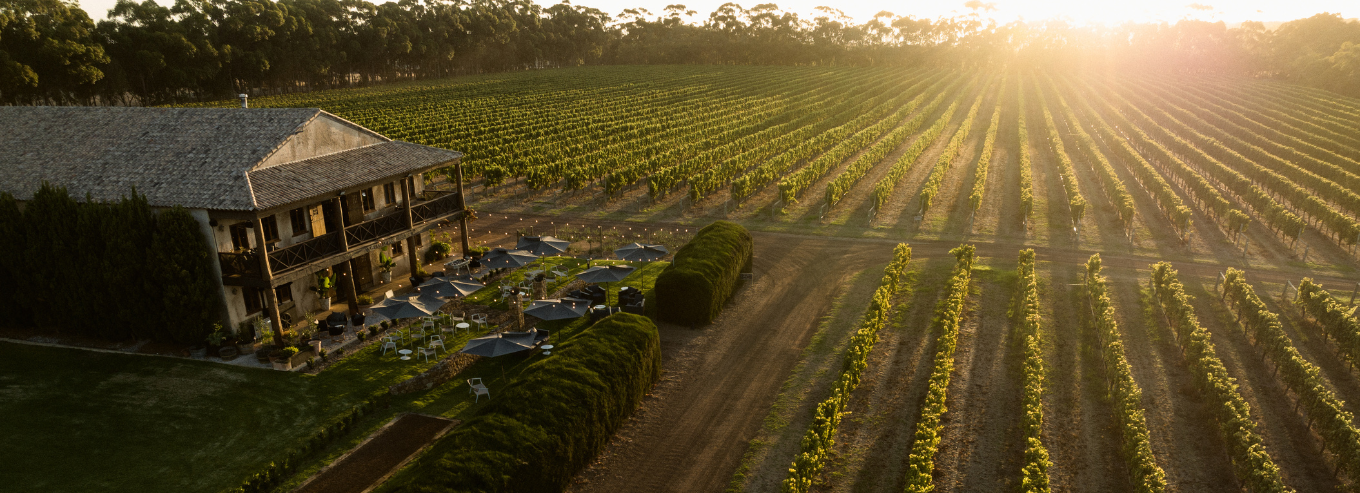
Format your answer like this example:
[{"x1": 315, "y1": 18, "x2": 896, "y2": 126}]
[
  {"x1": 614, "y1": 243, "x2": 669, "y2": 262},
  {"x1": 481, "y1": 248, "x2": 539, "y2": 269},
  {"x1": 516, "y1": 236, "x2": 570, "y2": 256},
  {"x1": 523, "y1": 297, "x2": 591, "y2": 321},
  {"x1": 418, "y1": 276, "x2": 484, "y2": 298}
]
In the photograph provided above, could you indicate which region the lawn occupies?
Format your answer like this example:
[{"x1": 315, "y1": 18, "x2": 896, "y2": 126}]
[{"x1": 0, "y1": 259, "x2": 669, "y2": 492}]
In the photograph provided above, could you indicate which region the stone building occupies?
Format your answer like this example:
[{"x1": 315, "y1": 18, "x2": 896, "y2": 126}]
[{"x1": 0, "y1": 106, "x2": 469, "y2": 339}]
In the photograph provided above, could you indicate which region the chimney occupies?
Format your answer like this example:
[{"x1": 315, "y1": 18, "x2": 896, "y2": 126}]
[{"x1": 238, "y1": 94, "x2": 249, "y2": 108}]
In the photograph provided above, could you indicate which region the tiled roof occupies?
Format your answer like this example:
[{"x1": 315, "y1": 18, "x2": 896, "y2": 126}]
[
  {"x1": 0, "y1": 106, "x2": 459, "y2": 212},
  {"x1": 0, "y1": 106, "x2": 322, "y2": 211},
  {"x1": 248, "y1": 142, "x2": 462, "y2": 210}
]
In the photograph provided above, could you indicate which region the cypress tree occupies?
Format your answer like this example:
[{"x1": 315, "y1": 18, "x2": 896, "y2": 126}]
[
  {"x1": 149, "y1": 206, "x2": 219, "y2": 344},
  {"x1": 0, "y1": 193, "x2": 31, "y2": 327},
  {"x1": 23, "y1": 184, "x2": 82, "y2": 333},
  {"x1": 102, "y1": 191, "x2": 156, "y2": 340}
]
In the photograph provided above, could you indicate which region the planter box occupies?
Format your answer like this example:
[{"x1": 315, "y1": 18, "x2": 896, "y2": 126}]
[{"x1": 272, "y1": 359, "x2": 293, "y2": 371}]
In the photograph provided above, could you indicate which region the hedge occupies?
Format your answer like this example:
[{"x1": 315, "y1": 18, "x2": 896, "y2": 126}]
[
  {"x1": 0, "y1": 184, "x2": 220, "y2": 343},
  {"x1": 655, "y1": 220, "x2": 753, "y2": 325},
  {"x1": 393, "y1": 312, "x2": 661, "y2": 492}
]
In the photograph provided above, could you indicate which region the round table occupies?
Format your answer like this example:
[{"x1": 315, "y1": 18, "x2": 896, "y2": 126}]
[
  {"x1": 456, "y1": 322, "x2": 470, "y2": 333},
  {"x1": 398, "y1": 349, "x2": 413, "y2": 361},
  {"x1": 541, "y1": 344, "x2": 555, "y2": 356}
]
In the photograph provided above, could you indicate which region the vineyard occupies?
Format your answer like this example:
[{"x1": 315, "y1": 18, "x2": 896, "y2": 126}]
[
  {"x1": 210, "y1": 65, "x2": 1360, "y2": 272},
  {"x1": 193, "y1": 66, "x2": 1360, "y2": 492}
]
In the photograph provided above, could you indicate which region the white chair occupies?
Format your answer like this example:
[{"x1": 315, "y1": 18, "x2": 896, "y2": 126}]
[
  {"x1": 471, "y1": 313, "x2": 488, "y2": 327},
  {"x1": 381, "y1": 337, "x2": 398, "y2": 356},
  {"x1": 429, "y1": 335, "x2": 444, "y2": 353},
  {"x1": 420, "y1": 346, "x2": 437, "y2": 362},
  {"x1": 468, "y1": 378, "x2": 490, "y2": 402}
]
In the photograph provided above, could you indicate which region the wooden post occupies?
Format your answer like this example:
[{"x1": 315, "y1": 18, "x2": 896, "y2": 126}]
[
  {"x1": 332, "y1": 196, "x2": 349, "y2": 251},
  {"x1": 1351, "y1": 283, "x2": 1359, "y2": 307},
  {"x1": 339, "y1": 259, "x2": 360, "y2": 316},
  {"x1": 452, "y1": 161, "x2": 471, "y2": 257},
  {"x1": 252, "y1": 215, "x2": 285, "y2": 344}
]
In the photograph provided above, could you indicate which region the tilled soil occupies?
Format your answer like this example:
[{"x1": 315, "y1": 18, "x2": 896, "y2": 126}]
[
  {"x1": 296, "y1": 414, "x2": 455, "y2": 493},
  {"x1": 931, "y1": 265, "x2": 1027, "y2": 492},
  {"x1": 565, "y1": 234, "x2": 891, "y2": 493},
  {"x1": 443, "y1": 212, "x2": 1359, "y2": 492}
]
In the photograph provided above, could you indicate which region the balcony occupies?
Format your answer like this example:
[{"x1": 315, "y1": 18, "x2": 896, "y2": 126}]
[
  {"x1": 220, "y1": 192, "x2": 464, "y2": 281},
  {"x1": 270, "y1": 231, "x2": 344, "y2": 273},
  {"x1": 219, "y1": 251, "x2": 262, "y2": 278}
]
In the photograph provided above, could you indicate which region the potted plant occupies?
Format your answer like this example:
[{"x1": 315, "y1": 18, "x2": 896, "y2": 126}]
[
  {"x1": 205, "y1": 323, "x2": 227, "y2": 356},
  {"x1": 270, "y1": 346, "x2": 299, "y2": 371},
  {"x1": 378, "y1": 247, "x2": 397, "y2": 283},
  {"x1": 357, "y1": 294, "x2": 374, "y2": 308},
  {"x1": 311, "y1": 271, "x2": 336, "y2": 310}
]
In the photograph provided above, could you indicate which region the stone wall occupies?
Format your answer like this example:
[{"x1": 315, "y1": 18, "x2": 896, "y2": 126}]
[{"x1": 388, "y1": 352, "x2": 482, "y2": 395}]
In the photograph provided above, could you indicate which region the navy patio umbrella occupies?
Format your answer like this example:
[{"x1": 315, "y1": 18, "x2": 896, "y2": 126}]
[
  {"x1": 418, "y1": 276, "x2": 484, "y2": 298},
  {"x1": 613, "y1": 243, "x2": 669, "y2": 262},
  {"x1": 523, "y1": 297, "x2": 591, "y2": 321},
  {"x1": 367, "y1": 293, "x2": 446, "y2": 323},
  {"x1": 481, "y1": 248, "x2": 539, "y2": 269},
  {"x1": 515, "y1": 236, "x2": 570, "y2": 256},
  {"x1": 459, "y1": 334, "x2": 534, "y2": 357}
]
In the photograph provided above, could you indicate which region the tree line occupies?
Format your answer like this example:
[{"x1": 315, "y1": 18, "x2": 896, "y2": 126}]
[{"x1": 2, "y1": 0, "x2": 1360, "y2": 105}]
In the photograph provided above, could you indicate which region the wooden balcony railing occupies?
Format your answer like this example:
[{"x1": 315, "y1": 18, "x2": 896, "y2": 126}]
[
  {"x1": 345, "y1": 212, "x2": 407, "y2": 246},
  {"x1": 222, "y1": 192, "x2": 464, "y2": 279},
  {"x1": 219, "y1": 251, "x2": 262, "y2": 278},
  {"x1": 269, "y1": 232, "x2": 343, "y2": 274},
  {"x1": 413, "y1": 192, "x2": 461, "y2": 223}
]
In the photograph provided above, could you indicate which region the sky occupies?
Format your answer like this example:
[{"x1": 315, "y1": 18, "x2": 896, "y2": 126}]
[{"x1": 79, "y1": 0, "x2": 1355, "y2": 25}]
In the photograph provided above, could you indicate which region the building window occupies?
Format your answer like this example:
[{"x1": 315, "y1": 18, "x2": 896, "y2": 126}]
[
  {"x1": 391, "y1": 241, "x2": 404, "y2": 256},
  {"x1": 384, "y1": 182, "x2": 397, "y2": 205},
  {"x1": 230, "y1": 223, "x2": 251, "y2": 251},
  {"x1": 261, "y1": 215, "x2": 280, "y2": 242},
  {"x1": 275, "y1": 283, "x2": 293, "y2": 304},
  {"x1": 360, "y1": 189, "x2": 376, "y2": 212},
  {"x1": 413, "y1": 233, "x2": 422, "y2": 247},
  {"x1": 244, "y1": 287, "x2": 265, "y2": 315},
  {"x1": 289, "y1": 208, "x2": 309, "y2": 237}
]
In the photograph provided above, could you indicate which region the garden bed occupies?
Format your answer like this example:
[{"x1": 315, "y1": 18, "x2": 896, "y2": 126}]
[{"x1": 294, "y1": 413, "x2": 458, "y2": 493}]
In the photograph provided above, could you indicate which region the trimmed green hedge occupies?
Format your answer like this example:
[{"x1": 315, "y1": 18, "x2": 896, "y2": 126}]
[
  {"x1": 394, "y1": 312, "x2": 661, "y2": 492},
  {"x1": 655, "y1": 220, "x2": 753, "y2": 325}
]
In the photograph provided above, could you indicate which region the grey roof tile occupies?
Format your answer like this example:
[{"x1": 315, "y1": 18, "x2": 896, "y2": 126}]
[
  {"x1": 248, "y1": 141, "x2": 461, "y2": 210},
  {"x1": 0, "y1": 107, "x2": 460, "y2": 212}
]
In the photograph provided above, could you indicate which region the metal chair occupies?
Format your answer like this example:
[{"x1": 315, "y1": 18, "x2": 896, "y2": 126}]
[
  {"x1": 471, "y1": 313, "x2": 488, "y2": 327},
  {"x1": 381, "y1": 337, "x2": 398, "y2": 356},
  {"x1": 420, "y1": 346, "x2": 437, "y2": 362},
  {"x1": 429, "y1": 335, "x2": 444, "y2": 353}
]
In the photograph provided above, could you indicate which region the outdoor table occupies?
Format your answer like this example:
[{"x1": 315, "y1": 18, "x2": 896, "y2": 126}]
[
  {"x1": 541, "y1": 344, "x2": 555, "y2": 356},
  {"x1": 398, "y1": 349, "x2": 413, "y2": 361},
  {"x1": 456, "y1": 322, "x2": 470, "y2": 334}
]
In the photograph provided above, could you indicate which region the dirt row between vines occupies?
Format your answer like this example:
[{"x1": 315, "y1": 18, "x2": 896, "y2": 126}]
[{"x1": 447, "y1": 213, "x2": 1359, "y2": 492}]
